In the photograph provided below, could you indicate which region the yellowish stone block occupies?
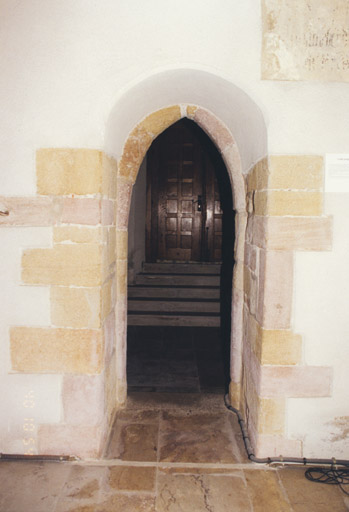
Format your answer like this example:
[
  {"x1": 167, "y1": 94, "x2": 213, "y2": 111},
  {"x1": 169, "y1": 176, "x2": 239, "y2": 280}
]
[
  {"x1": 53, "y1": 226, "x2": 102, "y2": 244},
  {"x1": 254, "y1": 190, "x2": 323, "y2": 216},
  {"x1": 118, "y1": 126, "x2": 153, "y2": 182},
  {"x1": 258, "y1": 397, "x2": 286, "y2": 435},
  {"x1": 186, "y1": 105, "x2": 198, "y2": 119},
  {"x1": 101, "y1": 278, "x2": 113, "y2": 321},
  {"x1": 260, "y1": 329, "x2": 302, "y2": 365},
  {"x1": 10, "y1": 327, "x2": 103, "y2": 374},
  {"x1": 229, "y1": 381, "x2": 241, "y2": 410},
  {"x1": 102, "y1": 153, "x2": 117, "y2": 199},
  {"x1": 51, "y1": 286, "x2": 101, "y2": 329},
  {"x1": 22, "y1": 244, "x2": 102, "y2": 287},
  {"x1": 116, "y1": 230, "x2": 128, "y2": 260},
  {"x1": 269, "y1": 155, "x2": 323, "y2": 190},
  {"x1": 116, "y1": 259, "x2": 127, "y2": 297},
  {"x1": 140, "y1": 106, "x2": 181, "y2": 137},
  {"x1": 37, "y1": 149, "x2": 103, "y2": 196}
]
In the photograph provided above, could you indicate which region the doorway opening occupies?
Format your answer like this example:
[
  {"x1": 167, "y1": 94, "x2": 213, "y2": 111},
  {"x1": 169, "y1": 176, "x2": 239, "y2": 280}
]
[{"x1": 126, "y1": 118, "x2": 234, "y2": 394}]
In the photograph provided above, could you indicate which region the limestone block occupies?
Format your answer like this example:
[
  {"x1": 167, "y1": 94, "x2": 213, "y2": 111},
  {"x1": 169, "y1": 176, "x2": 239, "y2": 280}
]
[
  {"x1": 254, "y1": 434, "x2": 303, "y2": 458},
  {"x1": 101, "y1": 277, "x2": 113, "y2": 321},
  {"x1": 257, "y1": 250, "x2": 293, "y2": 329},
  {"x1": 101, "y1": 199, "x2": 116, "y2": 226},
  {"x1": 37, "y1": 149, "x2": 103, "y2": 195},
  {"x1": 186, "y1": 105, "x2": 198, "y2": 119},
  {"x1": 60, "y1": 198, "x2": 101, "y2": 225},
  {"x1": 116, "y1": 230, "x2": 128, "y2": 260},
  {"x1": 62, "y1": 374, "x2": 105, "y2": 425},
  {"x1": 266, "y1": 216, "x2": 333, "y2": 251},
  {"x1": 118, "y1": 107, "x2": 181, "y2": 182},
  {"x1": 269, "y1": 155, "x2": 323, "y2": 190},
  {"x1": 262, "y1": 0, "x2": 349, "y2": 82},
  {"x1": 260, "y1": 365, "x2": 333, "y2": 398},
  {"x1": 140, "y1": 106, "x2": 181, "y2": 138},
  {"x1": 38, "y1": 424, "x2": 103, "y2": 458},
  {"x1": 22, "y1": 244, "x2": 102, "y2": 286},
  {"x1": 254, "y1": 190, "x2": 323, "y2": 216},
  {"x1": 258, "y1": 397, "x2": 286, "y2": 435},
  {"x1": 116, "y1": 180, "x2": 132, "y2": 230},
  {"x1": 193, "y1": 108, "x2": 233, "y2": 153},
  {"x1": 51, "y1": 286, "x2": 101, "y2": 329},
  {"x1": 10, "y1": 327, "x2": 103, "y2": 374},
  {"x1": 259, "y1": 328, "x2": 302, "y2": 365},
  {"x1": 247, "y1": 159, "x2": 269, "y2": 192},
  {"x1": 0, "y1": 197, "x2": 56, "y2": 227},
  {"x1": 116, "y1": 259, "x2": 127, "y2": 297},
  {"x1": 102, "y1": 153, "x2": 117, "y2": 199},
  {"x1": 53, "y1": 226, "x2": 102, "y2": 244}
]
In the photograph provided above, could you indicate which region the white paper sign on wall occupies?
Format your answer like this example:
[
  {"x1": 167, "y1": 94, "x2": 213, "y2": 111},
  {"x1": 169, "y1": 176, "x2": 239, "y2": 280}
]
[{"x1": 325, "y1": 154, "x2": 349, "y2": 193}]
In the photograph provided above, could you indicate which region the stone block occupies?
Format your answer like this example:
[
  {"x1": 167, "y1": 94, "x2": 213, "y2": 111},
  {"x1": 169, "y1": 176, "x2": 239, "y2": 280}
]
[
  {"x1": 10, "y1": 327, "x2": 103, "y2": 374},
  {"x1": 51, "y1": 286, "x2": 101, "y2": 329},
  {"x1": 266, "y1": 216, "x2": 333, "y2": 251},
  {"x1": 269, "y1": 155, "x2": 323, "y2": 190},
  {"x1": 116, "y1": 259, "x2": 127, "y2": 297},
  {"x1": 257, "y1": 250, "x2": 293, "y2": 329},
  {"x1": 116, "y1": 180, "x2": 132, "y2": 230},
  {"x1": 260, "y1": 365, "x2": 333, "y2": 398},
  {"x1": 259, "y1": 328, "x2": 302, "y2": 365},
  {"x1": 37, "y1": 149, "x2": 103, "y2": 195},
  {"x1": 253, "y1": 433, "x2": 303, "y2": 459},
  {"x1": 22, "y1": 244, "x2": 102, "y2": 286},
  {"x1": 101, "y1": 199, "x2": 116, "y2": 226},
  {"x1": 254, "y1": 190, "x2": 323, "y2": 216},
  {"x1": 101, "y1": 277, "x2": 113, "y2": 321},
  {"x1": 0, "y1": 197, "x2": 56, "y2": 227},
  {"x1": 193, "y1": 108, "x2": 233, "y2": 153},
  {"x1": 102, "y1": 153, "x2": 117, "y2": 199},
  {"x1": 62, "y1": 374, "x2": 105, "y2": 425},
  {"x1": 258, "y1": 397, "x2": 285, "y2": 435},
  {"x1": 60, "y1": 198, "x2": 101, "y2": 225},
  {"x1": 38, "y1": 424, "x2": 103, "y2": 458},
  {"x1": 53, "y1": 226, "x2": 102, "y2": 244},
  {"x1": 140, "y1": 106, "x2": 181, "y2": 137},
  {"x1": 186, "y1": 105, "x2": 198, "y2": 118},
  {"x1": 116, "y1": 230, "x2": 128, "y2": 260},
  {"x1": 247, "y1": 159, "x2": 269, "y2": 192}
]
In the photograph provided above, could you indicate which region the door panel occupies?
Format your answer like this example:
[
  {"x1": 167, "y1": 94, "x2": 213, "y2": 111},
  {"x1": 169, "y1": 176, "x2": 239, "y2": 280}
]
[{"x1": 146, "y1": 119, "x2": 223, "y2": 263}]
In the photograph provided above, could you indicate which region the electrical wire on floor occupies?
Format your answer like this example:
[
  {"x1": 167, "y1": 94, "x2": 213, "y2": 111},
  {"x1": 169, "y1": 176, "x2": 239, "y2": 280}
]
[
  {"x1": 224, "y1": 393, "x2": 349, "y2": 495},
  {"x1": 305, "y1": 466, "x2": 349, "y2": 496}
]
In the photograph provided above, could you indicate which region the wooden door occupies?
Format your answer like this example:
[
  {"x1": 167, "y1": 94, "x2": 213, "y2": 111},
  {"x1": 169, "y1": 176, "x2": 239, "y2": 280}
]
[{"x1": 146, "y1": 119, "x2": 224, "y2": 263}]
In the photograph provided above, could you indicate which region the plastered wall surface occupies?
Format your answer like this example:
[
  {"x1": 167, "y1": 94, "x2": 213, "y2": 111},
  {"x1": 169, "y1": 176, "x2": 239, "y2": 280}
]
[
  {"x1": 0, "y1": 0, "x2": 348, "y2": 458},
  {"x1": 289, "y1": 193, "x2": 349, "y2": 458}
]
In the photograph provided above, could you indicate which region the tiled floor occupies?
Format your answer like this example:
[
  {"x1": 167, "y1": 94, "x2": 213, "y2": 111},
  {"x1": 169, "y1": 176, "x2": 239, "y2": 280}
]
[
  {"x1": 127, "y1": 326, "x2": 226, "y2": 393},
  {"x1": 0, "y1": 393, "x2": 348, "y2": 511}
]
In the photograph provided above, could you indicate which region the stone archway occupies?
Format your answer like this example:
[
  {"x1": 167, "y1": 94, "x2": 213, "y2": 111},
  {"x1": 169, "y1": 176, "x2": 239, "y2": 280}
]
[{"x1": 114, "y1": 104, "x2": 247, "y2": 411}]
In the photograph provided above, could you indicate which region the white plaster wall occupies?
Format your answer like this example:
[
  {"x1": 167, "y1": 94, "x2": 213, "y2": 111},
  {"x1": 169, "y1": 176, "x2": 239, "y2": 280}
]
[
  {"x1": 289, "y1": 194, "x2": 349, "y2": 459},
  {"x1": 0, "y1": 228, "x2": 62, "y2": 453},
  {"x1": 1, "y1": 0, "x2": 349, "y2": 457}
]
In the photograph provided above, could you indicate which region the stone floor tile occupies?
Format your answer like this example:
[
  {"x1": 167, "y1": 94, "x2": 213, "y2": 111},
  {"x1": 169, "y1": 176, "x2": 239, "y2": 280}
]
[
  {"x1": 243, "y1": 469, "x2": 292, "y2": 512},
  {"x1": 159, "y1": 412, "x2": 242, "y2": 463},
  {"x1": 107, "y1": 465, "x2": 156, "y2": 491},
  {"x1": 278, "y1": 467, "x2": 348, "y2": 512},
  {"x1": 156, "y1": 471, "x2": 252, "y2": 512},
  {"x1": 54, "y1": 464, "x2": 106, "y2": 511},
  {"x1": 106, "y1": 421, "x2": 159, "y2": 461},
  {"x1": 56, "y1": 492, "x2": 156, "y2": 512},
  {"x1": 0, "y1": 461, "x2": 70, "y2": 512}
]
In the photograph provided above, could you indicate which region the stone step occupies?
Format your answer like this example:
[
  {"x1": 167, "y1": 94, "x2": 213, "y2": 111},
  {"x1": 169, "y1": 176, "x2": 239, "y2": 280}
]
[
  {"x1": 128, "y1": 285, "x2": 220, "y2": 300},
  {"x1": 127, "y1": 313, "x2": 220, "y2": 327},
  {"x1": 128, "y1": 298, "x2": 220, "y2": 313},
  {"x1": 142, "y1": 262, "x2": 221, "y2": 275},
  {"x1": 135, "y1": 273, "x2": 220, "y2": 287}
]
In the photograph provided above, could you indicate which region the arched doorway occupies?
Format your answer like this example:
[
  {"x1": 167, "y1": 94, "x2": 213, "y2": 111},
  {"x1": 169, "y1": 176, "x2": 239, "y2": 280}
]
[{"x1": 127, "y1": 118, "x2": 234, "y2": 393}]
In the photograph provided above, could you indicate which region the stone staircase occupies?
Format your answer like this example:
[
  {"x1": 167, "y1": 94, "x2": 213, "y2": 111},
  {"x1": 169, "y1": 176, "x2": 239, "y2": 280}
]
[{"x1": 128, "y1": 262, "x2": 221, "y2": 326}]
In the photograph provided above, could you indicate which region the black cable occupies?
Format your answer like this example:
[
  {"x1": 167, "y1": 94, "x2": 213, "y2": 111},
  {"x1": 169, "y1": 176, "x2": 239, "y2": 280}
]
[
  {"x1": 305, "y1": 466, "x2": 349, "y2": 496},
  {"x1": 224, "y1": 394, "x2": 349, "y2": 495}
]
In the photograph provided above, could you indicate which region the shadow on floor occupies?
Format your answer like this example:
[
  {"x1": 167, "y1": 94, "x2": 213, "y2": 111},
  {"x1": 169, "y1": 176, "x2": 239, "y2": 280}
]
[{"x1": 127, "y1": 326, "x2": 226, "y2": 393}]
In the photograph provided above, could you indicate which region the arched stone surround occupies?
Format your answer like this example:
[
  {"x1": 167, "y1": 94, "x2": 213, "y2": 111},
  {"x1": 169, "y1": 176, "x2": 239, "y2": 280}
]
[{"x1": 1, "y1": 71, "x2": 333, "y2": 459}]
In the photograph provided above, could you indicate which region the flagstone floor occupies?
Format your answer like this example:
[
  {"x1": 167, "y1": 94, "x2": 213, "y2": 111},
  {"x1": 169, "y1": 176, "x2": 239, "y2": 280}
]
[{"x1": 0, "y1": 392, "x2": 348, "y2": 511}]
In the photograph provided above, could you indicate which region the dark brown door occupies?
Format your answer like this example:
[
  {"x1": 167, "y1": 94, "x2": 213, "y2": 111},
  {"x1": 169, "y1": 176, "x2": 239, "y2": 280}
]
[{"x1": 146, "y1": 119, "x2": 223, "y2": 263}]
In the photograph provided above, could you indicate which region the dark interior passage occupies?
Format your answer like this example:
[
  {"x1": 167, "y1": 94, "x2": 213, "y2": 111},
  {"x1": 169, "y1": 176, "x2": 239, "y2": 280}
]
[{"x1": 127, "y1": 326, "x2": 226, "y2": 393}]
